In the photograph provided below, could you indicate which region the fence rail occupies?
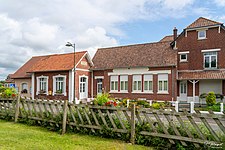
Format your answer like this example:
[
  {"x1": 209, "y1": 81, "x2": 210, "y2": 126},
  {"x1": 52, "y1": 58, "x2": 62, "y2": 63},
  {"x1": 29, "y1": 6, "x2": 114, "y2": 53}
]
[{"x1": 0, "y1": 97, "x2": 224, "y2": 148}]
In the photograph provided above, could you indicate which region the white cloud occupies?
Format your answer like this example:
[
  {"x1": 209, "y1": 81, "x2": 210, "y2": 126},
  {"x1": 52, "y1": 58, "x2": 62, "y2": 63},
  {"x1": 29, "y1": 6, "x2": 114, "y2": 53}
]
[
  {"x1": 0, "y1": 0, "x2": 222, "y2": 80},
  {"x1": 214, "y1": 0, "x2": 225, "y2": 6}
]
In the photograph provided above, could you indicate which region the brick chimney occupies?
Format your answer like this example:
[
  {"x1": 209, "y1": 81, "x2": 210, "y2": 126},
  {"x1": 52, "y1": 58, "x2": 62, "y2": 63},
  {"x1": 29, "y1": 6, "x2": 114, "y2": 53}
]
[{"x1": 173, "y1": 27, "x2": 177, "y2": 40}]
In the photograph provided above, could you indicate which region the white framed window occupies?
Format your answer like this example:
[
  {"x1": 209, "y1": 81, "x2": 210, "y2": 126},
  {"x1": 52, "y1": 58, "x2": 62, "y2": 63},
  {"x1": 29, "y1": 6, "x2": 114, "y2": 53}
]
[
  {"x1": 204, "y1": 52, "x2": 217, "y2": 69},
  {"x1": 36, "y1": 76, "x2": 48, "y2": 95},
  {"x1": 21, "y1": 82, "x2": 28, "y2": 94},
  {"x1": 198, "y1": 30, "x2": 206, "y2": 40},
  {"x1": 97, "y1": 79, "x2": 103, "y2": 94},
  {"x1": 133, "y1": 75, "x2": 142, "y2": 92},
  {"x1": 110, "y1": 76, "x2": 118, "y2": 92},
  {"x1": 158, "y1": 74, "x2": 168, "y2": 93},
  {"x1": 120, "y1": 75, "x2": 128, "y2": 92},
  {"x1": 53, "y1": 75, "x2": 67, "y2": 96},
  {"x1": 180, "y1": 54, "x2": 187, "y2": 62},
  {"x1": 144, "y1": 75, "x2": 153, "y2": 92}
]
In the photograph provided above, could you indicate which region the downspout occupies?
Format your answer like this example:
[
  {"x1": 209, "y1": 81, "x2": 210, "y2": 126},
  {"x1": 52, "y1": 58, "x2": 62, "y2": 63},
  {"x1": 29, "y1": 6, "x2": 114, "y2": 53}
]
[{"x1": 91, "y1": 70, "x2": 93, "y2": 98}]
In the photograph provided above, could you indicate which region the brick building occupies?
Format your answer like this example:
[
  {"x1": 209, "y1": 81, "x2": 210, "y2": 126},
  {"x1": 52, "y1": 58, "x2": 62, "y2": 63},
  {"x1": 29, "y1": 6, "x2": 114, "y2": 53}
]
[
  {"x1": 12, "y1": 51, "x2": 93, "y2": 103},
  {"x1": 91, "y1": 17, "x2": 225, "y2": 102}
]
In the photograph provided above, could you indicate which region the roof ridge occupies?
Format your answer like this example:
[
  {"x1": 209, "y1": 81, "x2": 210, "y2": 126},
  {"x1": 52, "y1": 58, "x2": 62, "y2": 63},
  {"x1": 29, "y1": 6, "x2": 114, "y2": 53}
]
[
  {"x1": 98, "y1": 41, "x2": 170, "y2": 51},
  {"x1": 32, "y1": 50, "x2": 87, "y2": 58}
]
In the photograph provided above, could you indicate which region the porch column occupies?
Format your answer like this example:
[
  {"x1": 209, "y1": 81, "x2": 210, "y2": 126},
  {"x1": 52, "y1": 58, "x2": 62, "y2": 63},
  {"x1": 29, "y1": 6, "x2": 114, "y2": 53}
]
[{"x1": 189, "y1": 80, "x2": 199, "y2": 102}]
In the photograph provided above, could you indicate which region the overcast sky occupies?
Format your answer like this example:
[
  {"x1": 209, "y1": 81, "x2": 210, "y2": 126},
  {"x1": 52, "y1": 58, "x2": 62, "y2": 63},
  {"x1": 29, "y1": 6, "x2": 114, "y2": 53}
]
[{"x1": 1, "y1": 0, "x2": 225, "y2": 80}]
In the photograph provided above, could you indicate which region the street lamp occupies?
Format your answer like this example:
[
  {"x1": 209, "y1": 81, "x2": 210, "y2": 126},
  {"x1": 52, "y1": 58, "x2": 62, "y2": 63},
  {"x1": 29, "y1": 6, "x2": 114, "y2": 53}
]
[{"x1": 65, "y1": 42, "x2": 76, "y2": 102}]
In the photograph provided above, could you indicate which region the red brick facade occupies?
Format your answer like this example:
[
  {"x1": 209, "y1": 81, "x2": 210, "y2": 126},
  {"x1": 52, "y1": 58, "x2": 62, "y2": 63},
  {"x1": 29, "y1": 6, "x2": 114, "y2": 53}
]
[{"x1": 92, "y1": 67, "x2": 176, "y2": 101}]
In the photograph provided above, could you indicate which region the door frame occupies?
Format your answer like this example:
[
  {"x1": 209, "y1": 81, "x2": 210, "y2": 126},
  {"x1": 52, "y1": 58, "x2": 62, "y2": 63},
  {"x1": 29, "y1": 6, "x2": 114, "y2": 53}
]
[
  {"x1": 180, "y1": 80, "x2": 187, "y2": 101},
  {"x1": 79, "y1": 75, "x2": 88, "y2": 99}
]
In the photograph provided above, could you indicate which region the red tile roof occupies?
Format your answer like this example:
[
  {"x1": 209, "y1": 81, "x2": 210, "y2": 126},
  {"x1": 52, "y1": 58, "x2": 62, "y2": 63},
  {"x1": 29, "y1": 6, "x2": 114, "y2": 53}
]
[
  {"x1": 159, "y1": 35, "x2": 174, "y2": 42},
  {"x1": 178, "y1": 70, "x2": 225, "y2": 80},
  {"x1": 29, "y1": 51, "x2": 87, "y2": 72},
  {"x1": 11, "y1": 56, "x2": 44, "y2": 79},
  {"x1": 92, "y1": 41, "x2": 177, "y2": 70},
  {"x1": 186, "y1": 17, "x2": 222, "y2": 29}
]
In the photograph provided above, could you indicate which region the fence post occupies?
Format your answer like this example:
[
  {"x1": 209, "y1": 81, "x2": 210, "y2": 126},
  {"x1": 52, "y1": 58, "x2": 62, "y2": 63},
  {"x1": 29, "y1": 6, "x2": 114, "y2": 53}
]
[
  {"x1": 130, "y1": 103, "x2": 135, "y2": 144},
  {"x1": 220, "y1": 103, "x2": 224, "y2": 113},
  {"x1": 190, "y1": 101, "x2": 194, "y2": 113},
  {"x1": 149, "y1": 100, "x2": 152, "y2": 106},
  {"x1": 14, "y1": 95, "x2": 20, "y2": 122},
  {"x1": 62, "y1": 99, "x2": 68, "y2": 135},
  {"x1": 175, "y1": 101, "x2": 179, "y2": 112},
  {"x1": 127, "y1": 99, "x2": 130, "y2": 108}
]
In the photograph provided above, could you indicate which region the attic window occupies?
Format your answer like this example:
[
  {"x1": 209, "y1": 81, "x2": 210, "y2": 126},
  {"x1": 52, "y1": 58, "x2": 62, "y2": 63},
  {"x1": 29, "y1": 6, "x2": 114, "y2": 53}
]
[
  {"x1": 198, "y1": 30, "x2": 206, "y2": 40},
  {"x1": 180, "y1": 54, "x2": 187, "y2": 62}
]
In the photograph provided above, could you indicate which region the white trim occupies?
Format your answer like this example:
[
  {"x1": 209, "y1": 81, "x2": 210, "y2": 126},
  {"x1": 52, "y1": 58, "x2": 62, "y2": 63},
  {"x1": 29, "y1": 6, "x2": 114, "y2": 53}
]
[
  {"x1": 91, "y1": 71, "x2": 93, "y2": 98},
  {"x1": 79, "y1": 75, "x2": 88, "y2": 100},
  {"x1": 180, "y1": 53, "x2": 187, "y2": 62},
  {"x1": 201, "y1": 48, "x2": 221, "y2": 53},
  {"x1": 69, "y1": 70, "x2": 74, "y2": 103},
  {"x1": 20, "y1": 82, "x2": 28, "y2": 93},
  {"x1": 75, "y1": 68, "x2": 90, "y2": 72},
  {"x1": 178, "y1": 51, "x2": 189, "y2": 54},
  {"x1": 32, "y1": 73, "x2": 35, "y2": 99},
  {"x1": 53, "y1": 74, "x2": 67, "y2": 96},
  {"x1": 186, "y1": 25, "x2": 220, "y2": 31},
  {"x1": 75, "y1": 52, "x2": 94, "y2": 68},
  {"x1": 95, "y1": 76, "x2": 104, "y2": 79},
  {"x1": 36, "y1": 75, "x2": 49, "y2": 95},
  {"x1": 108, "y1": 69, "x2": 171, "y2": 76},
  {"x1": 198, "y1": 30, "x2": 207, "y2": 40},
  {"x1": 157, "y1": 92, "x2": 169, "y2": 94}
]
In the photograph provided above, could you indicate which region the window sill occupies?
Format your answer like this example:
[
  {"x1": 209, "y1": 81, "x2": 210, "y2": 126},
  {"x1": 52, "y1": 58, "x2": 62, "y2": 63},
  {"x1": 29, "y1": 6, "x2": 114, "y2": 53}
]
[
  {"x1": 203, "y1": 68, "x2": 218, "y2": 70},
  {"x1": 119, "y1": 91, "x2": 128, "y2": 93},
  {"x1": 109, "y1": 91, "x2": 119, "y2": 93},
  {"x1": 198, "y1": 38, "x2": 207, "y2": 40},
  {"x1": 180, "y1": 60, "x2": 188, "y2": 63},
  {"x1": 142, "y1": 91, "x2": 153, "y2": 94},
  {"x1": 157, "y1": 92, "x2": 169, "y2": 94},
  {"x1": 132, "y1": 91, "x2": 143, "y2": 94}
]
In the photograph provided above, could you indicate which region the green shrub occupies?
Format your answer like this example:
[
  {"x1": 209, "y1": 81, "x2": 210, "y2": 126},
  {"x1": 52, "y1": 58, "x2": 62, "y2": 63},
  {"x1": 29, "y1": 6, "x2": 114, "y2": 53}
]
[
  {"x1": 152, "y1": 102, "x2": 160, "y2": 109},
  {"x1": 206, "y1": 92, "x2": 216, "y2": 106},
  {"x1": 0, "y1": 87, "x2": 17, "y2": 98},
  {"x1": 93, "y1": 93, "x2": 110, "y2": 106}
]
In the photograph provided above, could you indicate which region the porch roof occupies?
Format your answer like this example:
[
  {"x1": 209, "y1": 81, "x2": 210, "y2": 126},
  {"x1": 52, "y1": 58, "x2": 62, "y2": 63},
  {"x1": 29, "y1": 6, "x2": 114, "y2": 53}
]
[{"x1": 178, "y1": 70, "x2": 225, "y2": 80}]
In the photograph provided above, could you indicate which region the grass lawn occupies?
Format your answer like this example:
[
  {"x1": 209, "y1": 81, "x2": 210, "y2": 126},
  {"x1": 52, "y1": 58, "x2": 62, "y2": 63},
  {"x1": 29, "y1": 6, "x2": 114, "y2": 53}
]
[{"x1": 0, "y1": 120, "x2": 152, "y2": 150}]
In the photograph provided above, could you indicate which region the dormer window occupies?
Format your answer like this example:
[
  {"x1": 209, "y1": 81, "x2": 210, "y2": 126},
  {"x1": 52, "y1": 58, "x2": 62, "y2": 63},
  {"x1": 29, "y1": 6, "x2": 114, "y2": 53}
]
[{"x1": 198, "y1": 30, "x2": 206, "y2": 40}]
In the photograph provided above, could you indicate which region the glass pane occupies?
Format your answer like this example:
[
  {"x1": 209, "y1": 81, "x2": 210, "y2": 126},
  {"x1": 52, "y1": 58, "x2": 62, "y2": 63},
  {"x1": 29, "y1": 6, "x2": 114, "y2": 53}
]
[
  {"x1": 115, "y1": 81, "x2": 118, "y2": 90},
  {"x1": 111, "y1": 82, "x2": 114, "y2": 90},
  {"x1": 211, "y1": 56, "x2": 217, "y2": 68},
  {"x1": 181, "y1": 83, "x2": 183, "y2": 93},
  {"x1": 133, "y1": 81, "x2": 137, "y2": 90},
  {"x1": 149, "y1": 81, "x2": 152, "y2": 91},
  {"x1": 159, "y1": 81, "x2": 162, "y2": 91},
  {"x1": 205, "y1": 56, "x2": 209, "y2": 68},
  {"x1": 184, "y1": 83, "x2": 186, "y2": 94},
  {"x1": 80, "y1": 84, "x2": 82, "y2": 92},
  {"x1": 125, "y1": 81, "x2": 128, "y2": 90},
  {"x1": 164, "y1": 81, "x2": 168, "y2": 91},
  {"x1": 181, "y1": 54, "x2": 186, "y2": 60},
  {"x1": 121, "y1": 81, "x2": 124, "y2": 90},
  {"x1": 138, "y1": 81, "x2": 141, "y2": 90},
  {"x1": 144, "y1": 81, "x2": 148, "y2": 90}
]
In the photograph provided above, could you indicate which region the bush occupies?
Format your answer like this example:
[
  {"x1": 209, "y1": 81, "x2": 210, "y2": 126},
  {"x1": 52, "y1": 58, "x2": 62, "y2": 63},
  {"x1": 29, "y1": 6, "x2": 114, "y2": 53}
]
[
  {"x1": 152, "y1": 102, "x2": 160, "y2": 109},
  {"x1": 206, "y1": 92, "x2": 216, "y2": 106},
  {"x1": 93, "y1": 93, "x2": 110, "y2": 106},
  {"x1": 0, "y1": 87, "x2": 17, "y2": 98}
]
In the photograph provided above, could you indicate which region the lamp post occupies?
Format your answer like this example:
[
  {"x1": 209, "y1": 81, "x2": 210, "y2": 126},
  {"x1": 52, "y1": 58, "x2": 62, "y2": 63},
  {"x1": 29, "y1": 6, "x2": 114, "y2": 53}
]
[{"x1": 65, "y1": 42, "x2": 76, "y2": 102}]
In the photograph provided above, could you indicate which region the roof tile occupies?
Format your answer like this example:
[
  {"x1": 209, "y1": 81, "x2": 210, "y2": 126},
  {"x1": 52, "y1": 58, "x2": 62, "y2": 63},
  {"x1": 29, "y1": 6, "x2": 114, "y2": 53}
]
[
  {"x1": 186, "y1": 17, "x2": 222, "y2": 29},
  {"x1": 92, "y1": 41, "x2": 176, "y2": 70}
]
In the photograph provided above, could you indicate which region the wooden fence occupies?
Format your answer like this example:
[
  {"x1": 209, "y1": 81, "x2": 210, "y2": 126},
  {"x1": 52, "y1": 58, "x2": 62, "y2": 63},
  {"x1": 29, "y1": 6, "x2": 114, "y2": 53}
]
[{"x1": 0, "y1": 97, "x2": 225, "y2": 148}]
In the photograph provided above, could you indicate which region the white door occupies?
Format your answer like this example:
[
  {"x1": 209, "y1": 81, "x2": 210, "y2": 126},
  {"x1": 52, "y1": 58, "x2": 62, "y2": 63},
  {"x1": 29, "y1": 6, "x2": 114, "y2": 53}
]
[
  {"x1": 79, "y1": 77, "x2": 88, "y2": 99},
  {"x1": 180, "y1": 81, "x2": 187, "y2": 101}
]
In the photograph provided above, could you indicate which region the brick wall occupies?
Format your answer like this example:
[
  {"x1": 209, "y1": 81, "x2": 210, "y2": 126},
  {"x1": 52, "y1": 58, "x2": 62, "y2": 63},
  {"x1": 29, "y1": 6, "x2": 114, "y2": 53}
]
[
  {"x1": 177, "y1": 27, "x2": 225, "y2": 70},
  {"x1": 93, "y1": 67, "x2": 176, "y2": 101}
]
